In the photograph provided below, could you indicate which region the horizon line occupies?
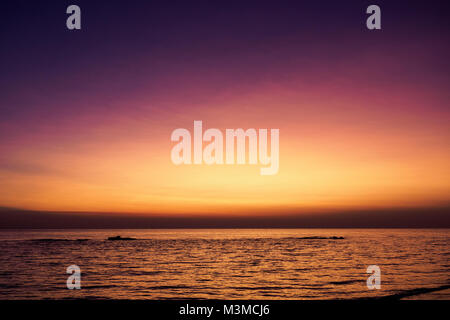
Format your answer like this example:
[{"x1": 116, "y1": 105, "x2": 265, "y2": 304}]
[{"x1": 1, "y1": 206, "x2": 449, "y2": 229}]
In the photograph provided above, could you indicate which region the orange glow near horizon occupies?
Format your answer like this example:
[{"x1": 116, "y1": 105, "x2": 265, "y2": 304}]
[{"x1": 1, "y1": 77, "x2": 449, "y2": 214}]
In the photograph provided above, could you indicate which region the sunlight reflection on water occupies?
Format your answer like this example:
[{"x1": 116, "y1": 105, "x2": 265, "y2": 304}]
[{"x1": 0, "y1": 229, "x2": 448, "y2": 299}]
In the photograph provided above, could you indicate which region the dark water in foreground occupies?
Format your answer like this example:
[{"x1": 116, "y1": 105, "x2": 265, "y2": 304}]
[{"x1": 0, "y1": 229, "x2": 448, "y2": 300}]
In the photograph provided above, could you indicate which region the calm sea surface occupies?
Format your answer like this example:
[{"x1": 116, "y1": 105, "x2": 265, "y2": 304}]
[{"x1": 0, "y1": 229, "x2": 448, "y2": 299}]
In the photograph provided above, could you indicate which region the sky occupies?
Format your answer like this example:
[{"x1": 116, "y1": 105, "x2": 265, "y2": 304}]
[{"x1": 0, "y1": 1, "x2": 449, "y2": 225}]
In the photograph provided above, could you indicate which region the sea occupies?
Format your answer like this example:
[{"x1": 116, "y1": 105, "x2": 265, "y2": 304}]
[{"x1": 0, "y1": 229, "x2": 448, "y2": 299}]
